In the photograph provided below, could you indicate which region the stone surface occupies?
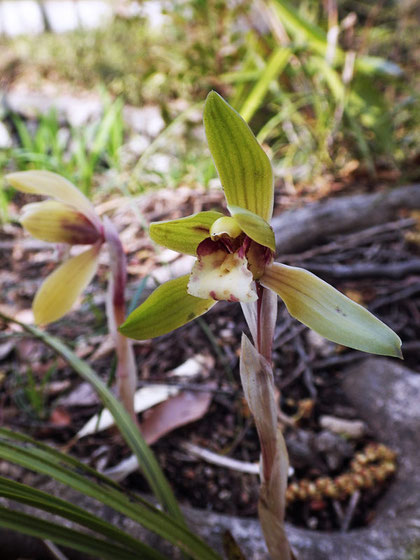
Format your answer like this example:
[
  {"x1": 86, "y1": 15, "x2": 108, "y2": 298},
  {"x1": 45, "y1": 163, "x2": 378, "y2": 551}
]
[
  {"x1": 5, "y1": 89, "x2": 166, "y2": 136},
  {"x1": 0, "y1": 121, "x2": 12, "y2": 148},
  {"x1": 0, "y1": 1, "x2": 112, "y2": 36}
]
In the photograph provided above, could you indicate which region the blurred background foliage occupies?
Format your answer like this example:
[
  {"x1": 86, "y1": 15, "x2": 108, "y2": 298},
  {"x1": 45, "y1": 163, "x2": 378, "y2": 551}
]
[{"x1": 0, "y1": 0, "x2": 419, "y2": 206}]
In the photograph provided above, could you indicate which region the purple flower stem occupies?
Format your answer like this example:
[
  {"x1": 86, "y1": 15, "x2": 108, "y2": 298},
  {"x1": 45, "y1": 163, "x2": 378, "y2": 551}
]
[{"x1": 104, "y1": 217, "x2": 137, "y2": 423}]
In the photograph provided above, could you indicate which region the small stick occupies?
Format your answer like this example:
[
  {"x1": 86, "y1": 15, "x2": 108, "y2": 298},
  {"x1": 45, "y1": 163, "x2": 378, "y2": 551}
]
[
  {"x1": 181, "y1": 441, "x2": 260, "y2": 475},
  {"x1": 341, "y1": 490, "x2": 361, "y2": 532}
]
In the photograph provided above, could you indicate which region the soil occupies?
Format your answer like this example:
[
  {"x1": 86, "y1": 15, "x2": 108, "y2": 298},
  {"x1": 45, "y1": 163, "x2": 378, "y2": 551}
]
[{"x1": 1, "y1": 184, "x2": 420, "y2": 534}]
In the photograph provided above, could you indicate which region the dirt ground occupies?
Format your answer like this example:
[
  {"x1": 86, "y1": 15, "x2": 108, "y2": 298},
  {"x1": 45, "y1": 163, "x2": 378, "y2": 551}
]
[{"x1": 1, "y1": 180, "x2": 420, "y2": 533}]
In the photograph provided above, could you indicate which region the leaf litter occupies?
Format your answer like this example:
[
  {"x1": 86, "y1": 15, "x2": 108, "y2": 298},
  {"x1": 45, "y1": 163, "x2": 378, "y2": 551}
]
[{"x1": 1, "y1": 185, "x2": 420, "y2": 531}]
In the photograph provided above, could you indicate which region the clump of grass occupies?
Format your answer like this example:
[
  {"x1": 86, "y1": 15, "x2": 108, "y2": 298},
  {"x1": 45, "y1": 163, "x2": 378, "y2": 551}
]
[
  {"x1": 1, "y1": 2, "x2": 248, "y2": 107},
  {"x1": 1, "y1": 1, "x2": 418, "y2": 190},
  {"x1": 2, "y1": 95, "x2": 125, "y2": 198}
]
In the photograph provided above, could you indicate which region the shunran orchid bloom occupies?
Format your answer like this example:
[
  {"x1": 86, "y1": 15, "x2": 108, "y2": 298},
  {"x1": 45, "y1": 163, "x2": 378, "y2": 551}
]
[
  {"x1": 120, "y1": 92, "x2": 402, "y2": 360},
  {"x1": 6, "y1": 170, "x2": 138, "y2": 419},
  {"x1": 6, "y1": 170, "x2": 105, "y2": 325}
]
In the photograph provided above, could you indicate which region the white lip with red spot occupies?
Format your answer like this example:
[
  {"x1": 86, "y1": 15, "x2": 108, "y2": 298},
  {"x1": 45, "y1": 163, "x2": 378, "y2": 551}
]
[{"x1": 187, "y1": 247, "x2": 257, "y2": 303}]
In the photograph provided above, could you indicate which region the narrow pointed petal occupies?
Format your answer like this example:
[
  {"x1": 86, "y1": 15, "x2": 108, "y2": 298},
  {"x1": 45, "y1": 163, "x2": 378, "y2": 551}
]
[
  {"x1": 33, "y1": 244, "x2": 100, "y2": 325},
  {"x1": 261, "y1": 263, "x2": 402, "y2": 358},
  {"x1": 6, "y1": 170, "x2": 99, "y2": 226},
  {"x1": 150, "y1": 211, "x2": 223, "y2": 255},
  {"x1": 228, "y1": 205, "x2": 275, "y2": 251},
  {"x1": 119, "y1": 275, "x2": 215, "y2": 340},
  {"x1": 204, "y1": 91, "x2": 274, "y2": 222},
  {"x1": 21, "y1": 201, "x2": 101, "y2": 245}
]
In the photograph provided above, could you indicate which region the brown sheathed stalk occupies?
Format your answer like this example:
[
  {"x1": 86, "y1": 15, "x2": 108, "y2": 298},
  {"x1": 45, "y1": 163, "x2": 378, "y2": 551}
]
[
  {"x1": 104, "y1": 217, "x2": 137, "y2": 422},
  {"x1": 240, "y1": 287, "x2": 294, "y2": 560}
]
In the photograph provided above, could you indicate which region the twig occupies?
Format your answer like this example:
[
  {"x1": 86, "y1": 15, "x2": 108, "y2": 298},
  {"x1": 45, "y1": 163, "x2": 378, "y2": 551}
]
[
  {"x1": 275, "y1": 323, "x2": 307, "y2": 347},
  {"x1": 272, "y1": 184, "x2": 420, "y2": 254},
  {"x1": 295, "y1": 336, "x2": 316, "y2": 397},
  {"x1": 312, "y1": 351, "x2": 363, "y2": 370},
  {"x1": 43, "y1": 541, "x2": 70, "y2": 560},
  {"x1": 339, "y1": 216, "x2": 415, "y2": 243},
  {"x1": 180, "y1": 441, "x2": 260, "y2": 475},
  {"x1": 341, "y1": 490, "x2": 361, "y2": 532},
  {"x1": 370, "y1": 282, "x2": 420, "y2": 310},
  {"x1": 137, "y1": 380, "x2": 235, "y2": 396},
  {"x1": 295, "y1": 259, "x2": 420, "y2": 280}
]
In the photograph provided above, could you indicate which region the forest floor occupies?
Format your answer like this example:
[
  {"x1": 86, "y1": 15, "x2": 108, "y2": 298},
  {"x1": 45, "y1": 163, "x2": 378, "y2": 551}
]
[{"x1": 2, "y1": 175, "x2": 420, "y2": 534}]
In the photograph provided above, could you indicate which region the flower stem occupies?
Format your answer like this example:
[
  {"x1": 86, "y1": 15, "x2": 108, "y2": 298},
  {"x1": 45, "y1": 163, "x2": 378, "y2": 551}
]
[
  {"x1": 104, "y1": 217, "x2": 137, "y2": 422},
  {"x1": 240, "y1": 290, "x2": 293, "y2": 559}
]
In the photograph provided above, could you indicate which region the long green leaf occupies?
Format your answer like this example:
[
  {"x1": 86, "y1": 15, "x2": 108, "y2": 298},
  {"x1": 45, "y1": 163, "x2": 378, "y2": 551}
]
[
  {"x1": 0, "y1": 311, "x2": 180, "y2": 518},
  {"x1": 0, "y1": 429, "x2": 221, "y2": 560},
  {"x1": 271, "y1": 0, "x2": 402, "y2": 76},
  {"x1": 0, "y1": 312, "x2": 222, "y2": 560},
  {"x1": 0, "y1": 505, "x2": 142, "y2": 560},
  {"x1": 0, "y1": 476, "x2": 165, "y2": 560},
  {"x1": 240, "y1": 48, "x2": 291, "y2": 122}
]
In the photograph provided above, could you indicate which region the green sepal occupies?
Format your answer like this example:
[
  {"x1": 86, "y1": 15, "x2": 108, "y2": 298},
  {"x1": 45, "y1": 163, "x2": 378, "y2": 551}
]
[
  {"x1": 119, "y1": 275, "x2": 216, "y2": 340},
  {"x1": 150, "y1": 211, "x2": 223, "y2": 255},
  {"x1": 229, "y1": 205, "x2": 276, "y2": 251},
  {"x1": 204, "y1": 91, "x2": 274, "y2": 222},
  {"x1": 261, "y1": 263, "x2": 402, "y2": 358}
]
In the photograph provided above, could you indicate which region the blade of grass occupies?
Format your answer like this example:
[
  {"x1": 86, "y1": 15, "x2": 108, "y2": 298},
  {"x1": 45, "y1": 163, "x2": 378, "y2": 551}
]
[
  {"x1": 240, "y1": 48, "x2": 291, "y2": 122},
  {"x1": 271, "y1": 0, "x2": 401, "y2": 76},
  {"x1": 0, "y1": 311, "x2": 222, "y2": 560},
  {"x1": 0, "y1": 476, "x2": 166, "y2": 560},
  {"x1": 0, "y1": 429, "x2": 221, "y2": 560},
  {"x1": 0, "y1": 505, "x2": 145, "y2": 560},
  {"x1": 0, "y1": 312, "x2": 180, "y2": 521}
]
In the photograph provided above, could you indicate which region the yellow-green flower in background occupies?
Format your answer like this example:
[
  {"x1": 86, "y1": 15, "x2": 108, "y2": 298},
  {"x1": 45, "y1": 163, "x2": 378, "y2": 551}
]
[
  {"x1": 120, "y1": 92, "x2": 402, "y2": 359},
  {"x1": 6, "y1": 170, "x2": 104, "y2": 325}
]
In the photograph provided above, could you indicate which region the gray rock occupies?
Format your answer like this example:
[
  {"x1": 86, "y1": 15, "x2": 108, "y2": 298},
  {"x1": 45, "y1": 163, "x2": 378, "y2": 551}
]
[
  {"x1": 313, "y1": 429, "x2": 354, "y2": 471},
  {"x1": 5, "y1": 90, "x2": 102, "y2": 127},
  {"x1": 123, "y1": 105, "x2": 165, "y2": 137},
  {"x1": 0, "y1": 121, "x2": 12, "y2": 148}
]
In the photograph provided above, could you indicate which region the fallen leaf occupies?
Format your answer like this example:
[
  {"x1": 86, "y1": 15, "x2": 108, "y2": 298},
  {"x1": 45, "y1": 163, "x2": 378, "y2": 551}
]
[
  {"x1": 58, "y1": 381, "x2": 101, "y2": 407},
  {"x1": 169, "y1": 353, "x2": 214, "y2": 378},
  {"x1": 49, "y1": 407, "x2": 72, "y2": 427},
  {"x1": 140, "y1": 384, "x2": 215, "y2": 445},
  {"x1": 76, "y1": 384, "x2": 180, "y2": 439},
  {"x1": 0, "y1": 340, "x2": 15, "y2": 361}
]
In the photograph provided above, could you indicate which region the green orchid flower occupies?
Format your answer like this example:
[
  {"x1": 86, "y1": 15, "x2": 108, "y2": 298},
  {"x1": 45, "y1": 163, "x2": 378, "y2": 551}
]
[
  {"x1": 6, "y1": 170, "x2": 138, "y2": 419},
  {"x1": 120, "y1": 91, "x2": 402, "y2": 359},
  {"x1": 6, "y1": 170, "x2": 105, "y2": 325}
]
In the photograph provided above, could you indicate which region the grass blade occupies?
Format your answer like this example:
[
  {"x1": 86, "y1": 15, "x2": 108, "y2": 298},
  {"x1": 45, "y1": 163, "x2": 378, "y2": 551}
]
[
  {"x1": 0, "y1": 311, "x2": 181, "y2": 520},
  {"x1": 0, "y1": 505, "x2": 145, "y2": 560},
  {"x1": 240, "y1": 48, "x2": 291, "y2": 122},
  {"x1": 0, "y1": 428, "x2": 221, "y2": 559},
  {"x1": 0, "y1": 476, "x2": 166, "y2": 560}
]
